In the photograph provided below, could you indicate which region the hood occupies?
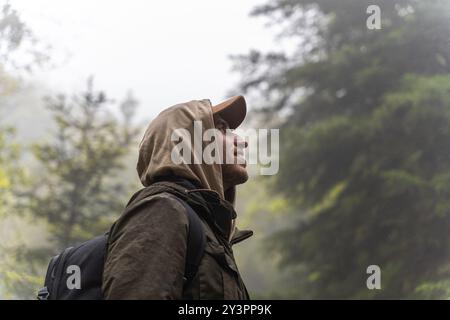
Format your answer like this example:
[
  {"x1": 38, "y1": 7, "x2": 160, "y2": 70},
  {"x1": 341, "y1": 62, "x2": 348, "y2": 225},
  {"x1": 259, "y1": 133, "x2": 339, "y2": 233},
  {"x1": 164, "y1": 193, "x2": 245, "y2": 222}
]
[{"x1": 136, "y1": 99, "x2": 236, "y2": 205}]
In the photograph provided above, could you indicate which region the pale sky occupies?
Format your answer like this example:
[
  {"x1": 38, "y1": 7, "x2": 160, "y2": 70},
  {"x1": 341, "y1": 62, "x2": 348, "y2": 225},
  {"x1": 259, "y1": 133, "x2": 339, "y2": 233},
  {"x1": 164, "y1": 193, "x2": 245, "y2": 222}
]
[{"x1": 10, "y1": 0, "x2": 283, "y2": 122}]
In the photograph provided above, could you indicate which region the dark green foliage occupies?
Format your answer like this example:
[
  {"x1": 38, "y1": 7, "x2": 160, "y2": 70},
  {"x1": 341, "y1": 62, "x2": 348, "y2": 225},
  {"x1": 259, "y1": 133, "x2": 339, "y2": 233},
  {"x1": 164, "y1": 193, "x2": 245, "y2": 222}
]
[{"x1": 234, "y1": 0, "x2": 450, "y2": 298}]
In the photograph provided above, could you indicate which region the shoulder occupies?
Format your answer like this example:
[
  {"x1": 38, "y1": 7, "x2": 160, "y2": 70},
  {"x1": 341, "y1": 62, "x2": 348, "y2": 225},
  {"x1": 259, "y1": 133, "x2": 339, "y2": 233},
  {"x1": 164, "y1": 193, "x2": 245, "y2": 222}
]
[{"x1": 109, "y1": 192, "x2": 190, "y2": 241}]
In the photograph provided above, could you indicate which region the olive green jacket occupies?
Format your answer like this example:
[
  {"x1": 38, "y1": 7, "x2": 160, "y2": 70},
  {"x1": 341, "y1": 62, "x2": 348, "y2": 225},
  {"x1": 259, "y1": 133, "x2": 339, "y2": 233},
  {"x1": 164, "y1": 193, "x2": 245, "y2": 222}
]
[{"x1": 102, "y1": 180, "x2": 253, "y2": 299}]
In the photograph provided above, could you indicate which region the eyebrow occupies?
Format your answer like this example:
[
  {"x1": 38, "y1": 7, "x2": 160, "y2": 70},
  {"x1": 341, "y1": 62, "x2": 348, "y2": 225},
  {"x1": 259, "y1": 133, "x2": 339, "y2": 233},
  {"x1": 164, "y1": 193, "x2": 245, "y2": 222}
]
[{"x1": 215, "y1": 116, "x2": 229, "y2": 128}]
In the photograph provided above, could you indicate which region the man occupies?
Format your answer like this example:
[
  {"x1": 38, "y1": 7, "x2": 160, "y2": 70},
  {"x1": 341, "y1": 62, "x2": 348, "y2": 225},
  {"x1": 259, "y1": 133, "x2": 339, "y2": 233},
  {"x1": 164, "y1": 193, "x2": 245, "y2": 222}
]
[{"x1": 102, "y1": 96, "x2": 253, "y2": 299}]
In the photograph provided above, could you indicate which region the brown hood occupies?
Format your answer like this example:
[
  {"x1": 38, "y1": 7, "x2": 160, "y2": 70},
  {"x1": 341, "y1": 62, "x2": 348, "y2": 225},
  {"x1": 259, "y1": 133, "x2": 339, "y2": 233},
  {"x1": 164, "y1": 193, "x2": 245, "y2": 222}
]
[{"x1": 136, "y1": 99, "x2": 236, "y2": 205}]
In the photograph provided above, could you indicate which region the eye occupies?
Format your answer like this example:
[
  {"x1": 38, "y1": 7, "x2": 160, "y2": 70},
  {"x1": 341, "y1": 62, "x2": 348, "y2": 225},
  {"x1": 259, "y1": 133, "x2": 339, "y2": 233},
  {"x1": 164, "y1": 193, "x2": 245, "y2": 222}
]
[{"x1": 216, "y1": 120, "x2": 227, "y2": 132}]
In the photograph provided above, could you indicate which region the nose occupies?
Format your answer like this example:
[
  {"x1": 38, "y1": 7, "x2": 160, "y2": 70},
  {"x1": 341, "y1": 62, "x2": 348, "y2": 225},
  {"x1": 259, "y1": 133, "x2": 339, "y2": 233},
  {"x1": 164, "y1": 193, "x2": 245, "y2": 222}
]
[{"x1": 234, "y1": 134, "x2": 248, "y2": 148}]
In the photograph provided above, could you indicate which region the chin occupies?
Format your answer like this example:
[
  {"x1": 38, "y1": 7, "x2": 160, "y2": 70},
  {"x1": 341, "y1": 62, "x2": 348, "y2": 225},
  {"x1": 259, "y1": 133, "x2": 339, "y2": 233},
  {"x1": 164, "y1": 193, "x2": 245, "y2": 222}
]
[
  {"x1": 223, "y1": 164, "x2": 249, "y2": 187},
  {"x1": 233, "y1": 165, "x2": 249, "y2": 185}
]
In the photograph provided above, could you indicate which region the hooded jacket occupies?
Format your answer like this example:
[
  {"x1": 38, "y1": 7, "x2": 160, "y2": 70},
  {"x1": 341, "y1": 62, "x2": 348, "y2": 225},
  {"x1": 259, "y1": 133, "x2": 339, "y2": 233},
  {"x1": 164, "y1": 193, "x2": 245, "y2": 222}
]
[{"x1": 102, "y1": 99, "x2": 253, "y2": 299}]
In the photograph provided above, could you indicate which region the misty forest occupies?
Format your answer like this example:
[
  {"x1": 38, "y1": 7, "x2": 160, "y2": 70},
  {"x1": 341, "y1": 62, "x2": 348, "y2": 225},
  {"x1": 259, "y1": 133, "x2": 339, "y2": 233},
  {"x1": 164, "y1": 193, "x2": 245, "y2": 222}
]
[{"x1": 2, "y1": 0, "x2": 450, "y2": 299}]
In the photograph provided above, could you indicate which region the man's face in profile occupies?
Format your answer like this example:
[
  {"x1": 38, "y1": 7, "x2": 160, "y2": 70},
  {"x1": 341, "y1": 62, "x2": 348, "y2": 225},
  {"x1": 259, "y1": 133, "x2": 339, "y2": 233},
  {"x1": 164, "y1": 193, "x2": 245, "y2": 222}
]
[{"x1": 213, "y1": 114, "x2": 249, "y2": 188}]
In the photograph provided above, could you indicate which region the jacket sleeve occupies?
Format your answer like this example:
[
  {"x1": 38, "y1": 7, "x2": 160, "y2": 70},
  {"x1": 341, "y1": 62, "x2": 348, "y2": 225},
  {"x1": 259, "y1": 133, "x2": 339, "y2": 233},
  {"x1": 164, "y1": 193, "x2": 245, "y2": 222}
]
[{"x1": 102, "y1": 194, "x2": 189, "y2": 299}]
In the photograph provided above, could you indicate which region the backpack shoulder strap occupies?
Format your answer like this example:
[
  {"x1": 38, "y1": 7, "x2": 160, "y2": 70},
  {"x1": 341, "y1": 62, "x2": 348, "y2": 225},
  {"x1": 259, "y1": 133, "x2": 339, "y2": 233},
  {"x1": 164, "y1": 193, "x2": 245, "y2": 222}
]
[{"x1": 168, "y1": 195, "x2": 206, "y2": 289}]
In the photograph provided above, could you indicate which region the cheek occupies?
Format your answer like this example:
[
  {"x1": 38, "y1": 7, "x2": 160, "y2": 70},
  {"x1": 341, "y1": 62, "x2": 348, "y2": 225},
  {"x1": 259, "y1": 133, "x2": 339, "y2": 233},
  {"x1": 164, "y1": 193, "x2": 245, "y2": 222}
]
[
  {"x1": 224, "y1": 136, "x2": 235, "y2": 156},
  {"x1": 225, "y1": 136, "x2": 232, "y2": 147},
  {"x1": 214, "y1": 133, "x2": 230, "y2": 161},
  {"x1": 215, "y1": 132, "x2": 235, "y2": 162}
]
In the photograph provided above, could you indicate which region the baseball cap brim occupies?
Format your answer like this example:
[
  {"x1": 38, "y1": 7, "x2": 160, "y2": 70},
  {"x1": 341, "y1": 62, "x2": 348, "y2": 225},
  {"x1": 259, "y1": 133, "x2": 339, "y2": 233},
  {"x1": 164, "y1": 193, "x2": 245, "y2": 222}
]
[{"x1": 212, "y1": 95, "x2": 246, "y2": 129}]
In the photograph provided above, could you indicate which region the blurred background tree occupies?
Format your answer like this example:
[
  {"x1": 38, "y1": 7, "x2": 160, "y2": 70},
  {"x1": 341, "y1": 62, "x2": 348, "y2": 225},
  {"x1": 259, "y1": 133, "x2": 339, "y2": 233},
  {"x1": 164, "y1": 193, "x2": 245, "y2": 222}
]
[
  {"x1": 233, "y1": 0, "x2": 450, "y2": 298},
  {"x1": 0, "y1": 2, "x2": 141, "y2": 298},
  {"x1": 29, "y1": 79, "x2": 140, "y2": 248},
  {"x1": 3, "y1": 0, "x2": 450, "y2": 300},
  {"x1": 0, "y1": 2, "x2": 44, "y2": 299},
  {"x1": 0, "y1": 3, "x2": 30, "y2": 210}
]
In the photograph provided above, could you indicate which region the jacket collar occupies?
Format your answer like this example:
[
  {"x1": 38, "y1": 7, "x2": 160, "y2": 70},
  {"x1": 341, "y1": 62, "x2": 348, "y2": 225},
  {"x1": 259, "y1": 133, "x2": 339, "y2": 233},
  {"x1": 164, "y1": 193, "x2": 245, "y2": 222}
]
[{"x1": 152, "y1": 176, "x2": 253, "y2": 245}]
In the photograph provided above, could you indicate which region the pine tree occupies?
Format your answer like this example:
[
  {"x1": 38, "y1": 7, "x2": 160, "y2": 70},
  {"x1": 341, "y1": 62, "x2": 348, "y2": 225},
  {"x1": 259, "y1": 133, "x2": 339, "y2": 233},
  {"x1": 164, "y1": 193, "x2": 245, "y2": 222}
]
[
  {"x1": 233, "y1": 0, "x2": 450, "y2": 298},
  {"x1": 29, "y1": 78, "x2": 140, "y2": 249}
]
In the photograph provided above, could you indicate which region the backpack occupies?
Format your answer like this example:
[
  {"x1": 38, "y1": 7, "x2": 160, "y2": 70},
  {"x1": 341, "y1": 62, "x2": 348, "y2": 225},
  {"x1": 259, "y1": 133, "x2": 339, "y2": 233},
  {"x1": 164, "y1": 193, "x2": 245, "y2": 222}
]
[{"x1": 37, "y1": 190, "x2": 206, "y2": 300}]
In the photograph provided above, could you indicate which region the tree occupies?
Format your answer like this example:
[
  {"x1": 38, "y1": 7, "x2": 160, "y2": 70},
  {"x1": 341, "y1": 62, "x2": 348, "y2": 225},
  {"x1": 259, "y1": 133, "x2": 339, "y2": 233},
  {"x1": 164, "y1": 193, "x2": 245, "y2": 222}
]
[
  {"x1": 29, "y1": 78, "x2": 140, "y2": 249},
  {"x1": 0, "y1": 2, "x2": 46, "y2": 299},
  {"x1": 233, "y1": 0, "x2": 450, "y2": 298},
  {"x1": 0, "y1": 2, "x2": 50, "y2": 74},
  {"x1": 0, "y1": 2, "x2": 30, "y2": 201}
]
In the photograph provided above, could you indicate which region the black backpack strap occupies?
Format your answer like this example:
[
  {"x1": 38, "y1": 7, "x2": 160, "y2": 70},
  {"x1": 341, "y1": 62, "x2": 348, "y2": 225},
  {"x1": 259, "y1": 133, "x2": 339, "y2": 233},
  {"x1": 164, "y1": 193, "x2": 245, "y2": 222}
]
[
  {"x1": 37, "y1": 246, "x2": 74, "y2": 300},
  {"x1": 37, "y1": 254, "x2": 60, "y2": 300},
  {"x1": 51, "y1": 247, "x2": 73, "y2": 299},
  {"x1": 169, "y1": 195, "x2": 206, "y2": 289}
]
